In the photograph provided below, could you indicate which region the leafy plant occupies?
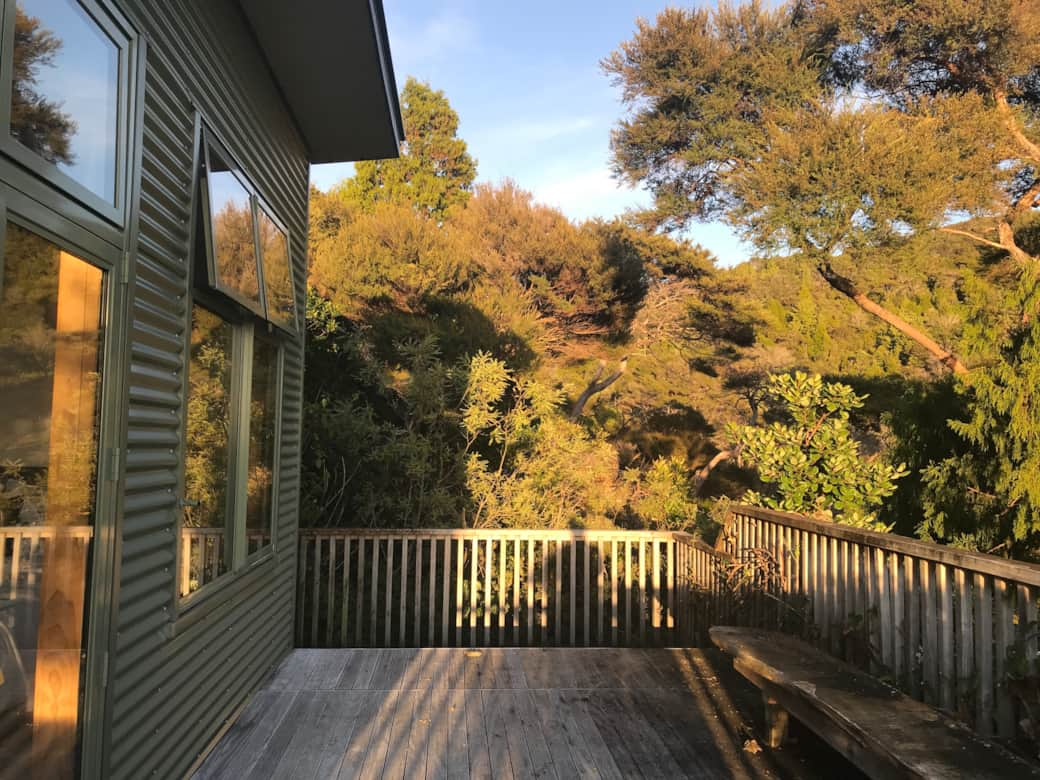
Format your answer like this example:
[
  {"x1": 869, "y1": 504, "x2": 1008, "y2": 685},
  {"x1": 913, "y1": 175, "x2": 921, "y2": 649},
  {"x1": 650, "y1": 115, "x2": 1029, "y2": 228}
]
[{"x1": 729, "y1": 372, "x2": 907, "y2": 530}]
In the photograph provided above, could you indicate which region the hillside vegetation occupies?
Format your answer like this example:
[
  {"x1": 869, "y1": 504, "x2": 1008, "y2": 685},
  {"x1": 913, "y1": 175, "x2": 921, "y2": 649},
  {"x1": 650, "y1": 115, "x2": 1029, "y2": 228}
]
[{"x1": 302, "y1": 0, "x2": 1040, "y2": 561}]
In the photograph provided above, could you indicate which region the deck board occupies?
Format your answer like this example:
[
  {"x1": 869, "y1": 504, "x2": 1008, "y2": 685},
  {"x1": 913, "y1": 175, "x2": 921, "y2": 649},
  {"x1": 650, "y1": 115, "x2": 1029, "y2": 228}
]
[{"x1": 194, "y1": 647, "x2": 852, "y2": 779}]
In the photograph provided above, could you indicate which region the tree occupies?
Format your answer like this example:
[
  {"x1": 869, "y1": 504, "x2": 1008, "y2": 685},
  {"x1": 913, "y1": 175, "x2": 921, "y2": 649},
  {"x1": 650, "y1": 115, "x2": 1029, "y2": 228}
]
[
  {"x1": 729, "y1": 372, "x2": 908, "y2": 530},
  {"x1": 918, "y1": 277, "x2": 1040, "y2": 556},
  {"x1": 10, "y1": 8, "x2": 76, "y2": 164},
  {"x1": 603, "y1": 2, "x2": 1006, "y2": 374},
  {"x1": 342, "y1": 77, "x2": 477, "y2": 219},
  {"x1": 808, "y1": 0, "x2": 1040, "y2": 271}
]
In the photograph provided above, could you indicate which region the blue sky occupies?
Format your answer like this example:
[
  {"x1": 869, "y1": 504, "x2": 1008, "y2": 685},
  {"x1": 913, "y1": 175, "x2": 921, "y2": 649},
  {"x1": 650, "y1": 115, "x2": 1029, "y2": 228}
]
[{"x1": 309, "y1": 0, "x2": 753, "y2": 266}]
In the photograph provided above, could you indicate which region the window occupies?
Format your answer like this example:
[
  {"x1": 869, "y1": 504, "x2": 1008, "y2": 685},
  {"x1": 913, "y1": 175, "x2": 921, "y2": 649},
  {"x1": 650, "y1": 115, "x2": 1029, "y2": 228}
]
[
  {"x1": 203, "y1": 145, "x2": 262, "y2": 313},
  {"x1": 199, "y1": 131, "x2": 297, "y2": 332},
  {"x1": 181, "y1": 306, "x2": 234, "y2": 593},
  {"x1": 246, "y1": 329, "x2": 278, "y2": 552},
  {"x1": 2, "y1": 0, "x2": 131, "y2": 217},
  {"x1": 0, "y1": 220, "x2": 105, "y2": 777},
  {"x1": 180, "y1": 307, "x2": 281, "y2": 597},
  {"x1": 257, "y1": 208, "x2": 295, "y2": 330}
]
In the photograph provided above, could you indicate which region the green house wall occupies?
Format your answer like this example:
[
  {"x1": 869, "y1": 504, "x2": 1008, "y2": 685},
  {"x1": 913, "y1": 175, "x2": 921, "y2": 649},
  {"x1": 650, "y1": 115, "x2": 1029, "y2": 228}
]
[{"x1": 103, "y1": 2, "x2": 308, "y2": 777}]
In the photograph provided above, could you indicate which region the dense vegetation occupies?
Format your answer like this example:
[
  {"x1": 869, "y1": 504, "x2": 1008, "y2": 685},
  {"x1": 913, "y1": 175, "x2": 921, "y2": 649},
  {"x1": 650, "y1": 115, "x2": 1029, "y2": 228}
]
[{"x1": 302, "y1": 2, "x2": 1040, "y2": 560}]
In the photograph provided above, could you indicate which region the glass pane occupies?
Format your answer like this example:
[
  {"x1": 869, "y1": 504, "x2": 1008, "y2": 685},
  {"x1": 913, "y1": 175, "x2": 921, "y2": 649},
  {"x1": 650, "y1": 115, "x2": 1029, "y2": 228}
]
[
  {"x1": 258, "y1": 209, "x2": 295, "y2": 330},
  {"x1": 0, "y1": 223, "x2": 104, "y2": 778},
  {"x1": 245, "y1": 332, "x2": 277, "y2": 553},
  {"x1": 206, "y1": 148, "x2": 260, "y2": 308},
  {"x1": 181, "y1": 306, "x2": 233, "y2": 595},
  {"x1": 11, "y1": 0, "x2": 120, "y2": 203}
]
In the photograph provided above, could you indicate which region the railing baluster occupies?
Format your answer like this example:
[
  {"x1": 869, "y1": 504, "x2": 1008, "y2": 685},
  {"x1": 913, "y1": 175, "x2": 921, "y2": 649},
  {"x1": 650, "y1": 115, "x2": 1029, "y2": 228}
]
[
  {"x1": 652, "y1": 538, "x2": 662, "y2": 643},
  {"x1": 311, "y1": 535, "x2": 321, "y2": 647},
  {"x1": 455, "y1": 538, "x2": 464, "y2": 647},
  {"x1": 974, "y1": 573, "x2": 994, "y2": 736},
  {"x1": 527, "y1": 538, "x2": 535, "y2": 646},
  {"x1": 921, "y1": 559, "x2": 937, "y2": 706},
  {"x1": 441, "y1": 537, "x2": 452, "y2": 646},
  {"x1": 513, "y1": 538, "x2": 521, "y2": 645},
  {"x1": 638, "y1": 539, "x2": 646, "y2": 646},
  {"x1": 906, "y1": 555, "x2": 919, "y2": 698},
  {"x1": 955, "y1": 568, "x2": 973, "y2": 713},
  {"x1": 498, "y1": 538, "x2": 506, "y2": 644},
  {"x1": 341, "y1": 538, "x2": 351, "y2": 646},
  {"x1": 429, "y1": 537, "x2": 440, "y2": 646},
  {"x1": 485, "y1": 537, "x2": 493, "y2": 646},
  {"x1": 414, "y1": 537, "x2": 423, "y2": 646},
  {"x1": 892, "y1": 552, "x2": 904, "y2": 686},
  {"x1": 469, "y1": 538, "x2": 478, "y2": 643},
  {"x1": 384, "y1": 537, "x2": 394, "y2": 647},
  {"x1": 569, "y1": 538, "x2": 577, "y2": 646},
  {"x1": 600, "y1": 540, "x2": 607, "y2": 646},
  {"x1": 624, "y1": 540, "x2": 632, "y2": 643},
  {"x1": 555, "y1": 540, "x2": 562, "y2": 646},
  {"x1": 541, "y1": 539, "x2": 549, "y2": 641},
  {"x1": 939, "y1": 563, "x2": 955, "y2": 710},
  {"x1": 328, "y1": 535, "x2": 337, "y2": 647},
  {"x1": 370, "y1": 537, "x2": 380, "y2": 645},
  {"x1": 994, "y1": 578, "x2": 1015, "y2": 737},
  {"x1": 611, "y1": 539, "x2": 619, "y2": 646},
  {"x1": 355, "y1": 537, "x2": 365, "y2": 645},
  {"x1": 583, "y1": 539, "x2": 591, "y2": 647},
  {"x1": 400, "y1": 537, "x2": 409, "y2": 645}
]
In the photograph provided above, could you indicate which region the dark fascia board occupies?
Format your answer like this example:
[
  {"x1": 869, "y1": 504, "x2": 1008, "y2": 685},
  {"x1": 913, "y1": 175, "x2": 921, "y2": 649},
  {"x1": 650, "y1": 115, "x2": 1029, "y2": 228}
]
[{"x1": 239, "y1": 0, "x2": 403, "y2": 164}]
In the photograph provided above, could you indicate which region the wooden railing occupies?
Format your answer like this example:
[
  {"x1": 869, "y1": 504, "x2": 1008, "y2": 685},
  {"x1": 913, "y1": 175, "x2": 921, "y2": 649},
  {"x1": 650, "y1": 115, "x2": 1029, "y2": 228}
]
[
  {"x1": 178, "y1": 527, "x2": 270, "y2": 595},
  {"x1": 1, "y1": 525, "x2": 93, "y2": 601},
  {"x1": 296, "y1": 528, "x2": 726, "y2": 649},
  {"x1": 719, "y1": 505, "x2": 1040, "y2": 740}
]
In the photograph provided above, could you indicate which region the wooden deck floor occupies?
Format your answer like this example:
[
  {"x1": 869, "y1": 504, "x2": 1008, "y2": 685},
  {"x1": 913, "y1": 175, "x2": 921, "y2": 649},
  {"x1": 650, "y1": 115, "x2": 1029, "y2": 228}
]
[{"x1": 193, "y1": 647, "x2": 848, "y2": 779}]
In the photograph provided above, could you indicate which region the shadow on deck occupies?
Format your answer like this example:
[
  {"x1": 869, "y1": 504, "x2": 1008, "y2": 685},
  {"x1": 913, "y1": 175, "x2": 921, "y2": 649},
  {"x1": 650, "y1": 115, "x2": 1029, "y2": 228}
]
[{"x1": 193, "y1": 647, "x2": 862, "y2": 779}]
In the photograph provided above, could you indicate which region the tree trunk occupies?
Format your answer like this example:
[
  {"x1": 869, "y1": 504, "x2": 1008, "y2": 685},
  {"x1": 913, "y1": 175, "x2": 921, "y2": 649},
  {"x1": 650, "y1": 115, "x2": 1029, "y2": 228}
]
[
  {"x1": 693, "y1": 447, "x2": 740, "y2": 494},
  {"x1": 815, "y1": 262, "x2": 969, "y2": 375},
  {"x1": 569, "y1": 357, "x2": 629, "y2": 419}
]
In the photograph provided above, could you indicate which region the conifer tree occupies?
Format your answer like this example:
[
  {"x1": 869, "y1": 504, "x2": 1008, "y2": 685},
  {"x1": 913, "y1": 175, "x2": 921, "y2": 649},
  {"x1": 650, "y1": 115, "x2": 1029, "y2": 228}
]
[{"x1": 343, "y1": 77, "x2": 477, "y2": 219}]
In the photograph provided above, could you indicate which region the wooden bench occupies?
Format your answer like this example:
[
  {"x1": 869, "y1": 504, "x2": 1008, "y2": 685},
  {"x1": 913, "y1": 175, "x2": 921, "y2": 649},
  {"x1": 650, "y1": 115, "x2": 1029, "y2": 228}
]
[{"x1": 710, "y1": 626, "x2": 1040, "y2": 779}]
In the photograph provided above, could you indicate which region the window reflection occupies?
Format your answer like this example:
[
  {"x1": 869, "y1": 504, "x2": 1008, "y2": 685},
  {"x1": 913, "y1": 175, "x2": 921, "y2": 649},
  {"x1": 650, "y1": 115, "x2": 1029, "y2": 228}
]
[
  {"x1": 206, "y1": 149, "x2": 261, "y2": 308},
  {"x1": 181, "y1": 306, "x2": 233, "y2": 595},
  {"x1": 0, "y1": 223, "x2": 104, "y2": 778},
  {"x1": 10, "y1": 0, "x2": 120, "y2": 203},
  {"x1": 246, "y1": 332, "x2": 278, "y2": 553},
  {"x1": 258, "y1": 209, "x2": 295, "y2": 330}
]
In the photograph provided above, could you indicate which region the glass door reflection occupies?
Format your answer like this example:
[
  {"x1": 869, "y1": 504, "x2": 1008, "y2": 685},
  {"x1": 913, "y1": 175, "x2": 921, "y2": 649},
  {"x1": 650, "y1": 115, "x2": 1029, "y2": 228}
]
[{"x1": 0, "y1": 223, "x2": 104, "y2": 779}]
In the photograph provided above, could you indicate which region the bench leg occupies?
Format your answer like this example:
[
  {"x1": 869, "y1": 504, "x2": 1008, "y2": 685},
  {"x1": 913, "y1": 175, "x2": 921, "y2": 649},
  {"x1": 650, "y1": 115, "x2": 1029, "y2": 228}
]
[{"x1": 763, "y1": 693, "x2": 789, "y2": 748}]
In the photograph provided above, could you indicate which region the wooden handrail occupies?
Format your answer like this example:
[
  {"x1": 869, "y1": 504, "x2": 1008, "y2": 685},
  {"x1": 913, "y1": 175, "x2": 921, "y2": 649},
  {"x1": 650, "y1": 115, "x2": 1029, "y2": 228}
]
[{"x1": 728, "y1": 504, "x2": 1040, "y2": 587}]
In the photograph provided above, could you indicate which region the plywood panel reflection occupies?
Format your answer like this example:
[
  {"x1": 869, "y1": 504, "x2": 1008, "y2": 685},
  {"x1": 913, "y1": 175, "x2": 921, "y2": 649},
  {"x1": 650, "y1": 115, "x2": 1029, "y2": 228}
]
[{"x1": 31, "y1": 251, "x2": 102, "y2": 779}]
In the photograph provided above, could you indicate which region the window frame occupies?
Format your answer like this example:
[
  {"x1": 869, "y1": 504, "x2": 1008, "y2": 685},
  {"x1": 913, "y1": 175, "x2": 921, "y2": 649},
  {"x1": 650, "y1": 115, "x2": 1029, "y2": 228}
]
[
  {"x1": 176, "y1": 123, "x2": 288, "y2": 613},
  {"x1": 177, "y1": 297, "x2": 285, "y2": 611},
  {"x1": 255, "y1": 196, "x2": 297, "y2": 334},
  {"x1": 0, "y1": 0, "x2": 135, "y2": 225},
  {"x1": 197, "y1": 126, "x2": 298, "y2": 333}
]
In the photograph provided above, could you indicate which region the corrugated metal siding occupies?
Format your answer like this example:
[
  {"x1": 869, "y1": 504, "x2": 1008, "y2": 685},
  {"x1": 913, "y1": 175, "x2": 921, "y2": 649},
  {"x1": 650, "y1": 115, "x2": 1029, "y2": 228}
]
[{"x1": 107, "y1": 2, "x2": 308, "y2": 777}]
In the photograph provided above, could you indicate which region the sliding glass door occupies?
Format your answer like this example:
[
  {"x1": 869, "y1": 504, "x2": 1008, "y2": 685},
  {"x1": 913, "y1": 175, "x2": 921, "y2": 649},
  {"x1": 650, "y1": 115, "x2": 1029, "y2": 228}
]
[{"x1": 0, "y1": 221, "x2": 107, "y2": 779}]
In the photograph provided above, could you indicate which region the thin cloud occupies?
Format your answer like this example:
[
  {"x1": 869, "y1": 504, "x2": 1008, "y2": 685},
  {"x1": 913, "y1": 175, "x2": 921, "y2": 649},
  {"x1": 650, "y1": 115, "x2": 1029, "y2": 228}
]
[{"x1": 385, "y1": 7, "x2": 477, "y2": 71}]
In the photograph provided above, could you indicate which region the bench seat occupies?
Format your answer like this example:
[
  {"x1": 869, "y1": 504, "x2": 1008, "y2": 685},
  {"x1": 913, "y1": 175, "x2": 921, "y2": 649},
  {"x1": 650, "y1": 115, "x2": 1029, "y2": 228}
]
[{"x1": 710, "y1": 626, "x2": 1040, "y2": 780}]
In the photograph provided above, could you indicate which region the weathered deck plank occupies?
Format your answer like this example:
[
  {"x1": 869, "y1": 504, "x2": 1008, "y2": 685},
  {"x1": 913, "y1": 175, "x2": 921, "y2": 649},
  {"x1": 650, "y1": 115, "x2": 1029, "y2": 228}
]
[{"x1": 195, "y1": 647, "x2": 856, "y2": 779}]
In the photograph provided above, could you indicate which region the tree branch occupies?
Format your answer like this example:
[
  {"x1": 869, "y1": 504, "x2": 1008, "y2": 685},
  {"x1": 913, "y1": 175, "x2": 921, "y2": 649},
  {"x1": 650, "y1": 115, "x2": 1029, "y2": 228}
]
[
  {"x1": 939, "y1": 227, "x2": 1007, "y2": 252},
  {"x1": 569, "y1": 356, "x2": 629, "y2": 419},
  {"x1": 996, "y1": 89, "x2": 1040, "y2": 164},
  {"x1": 693, "y1": 446, "x2": 741, "y2": 494},
  {"x1": 816, "y1": 261, "x2": 969, "y2": 375}
]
